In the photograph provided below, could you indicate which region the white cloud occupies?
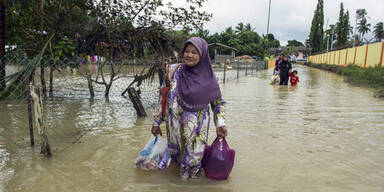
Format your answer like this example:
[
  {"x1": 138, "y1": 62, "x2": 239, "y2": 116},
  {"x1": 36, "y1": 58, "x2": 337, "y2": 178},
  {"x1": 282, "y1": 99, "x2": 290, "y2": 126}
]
[{"x1": 172, "y1": 0, "x2": 384, "y2": 46}]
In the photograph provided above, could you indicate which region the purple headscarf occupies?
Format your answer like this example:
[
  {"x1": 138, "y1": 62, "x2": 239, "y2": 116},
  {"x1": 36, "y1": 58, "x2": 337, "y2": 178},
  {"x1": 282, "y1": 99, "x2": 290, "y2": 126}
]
[{"x1": 176, "y1": 37, "x2": 222, "y2": 112}]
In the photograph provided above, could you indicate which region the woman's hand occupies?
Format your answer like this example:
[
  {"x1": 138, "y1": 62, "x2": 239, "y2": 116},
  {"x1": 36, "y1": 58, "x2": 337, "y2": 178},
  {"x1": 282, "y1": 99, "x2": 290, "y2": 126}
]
[
  {"x1": 151, "y1": 126, "x2": 162, "y2": 136},
  {"x1": 216, "y1": 126, "x2": 228, "y2": 138}
]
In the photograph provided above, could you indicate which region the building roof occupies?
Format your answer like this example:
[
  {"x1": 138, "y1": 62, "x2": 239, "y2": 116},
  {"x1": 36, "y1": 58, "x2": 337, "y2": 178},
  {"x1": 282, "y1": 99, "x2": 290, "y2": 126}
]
[
  {"x1": 269, "y1": 46, "x2": 311, "y2": 53},
  {"x1": 208, "y1": 43, "x2": 239, "y2": 52}
]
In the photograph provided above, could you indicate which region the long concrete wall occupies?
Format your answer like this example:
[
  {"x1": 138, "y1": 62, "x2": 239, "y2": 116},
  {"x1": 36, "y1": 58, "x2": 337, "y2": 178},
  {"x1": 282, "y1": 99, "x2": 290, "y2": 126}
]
[{"x1": 308, "y1": 42, "x2": 384, "y2": 67}]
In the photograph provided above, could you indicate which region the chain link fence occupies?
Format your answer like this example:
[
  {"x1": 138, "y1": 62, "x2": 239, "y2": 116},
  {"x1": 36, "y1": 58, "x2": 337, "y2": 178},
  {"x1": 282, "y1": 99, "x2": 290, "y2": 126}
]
[{"x1": 0, "y1": 54, "x2": 265, "y2": 156}]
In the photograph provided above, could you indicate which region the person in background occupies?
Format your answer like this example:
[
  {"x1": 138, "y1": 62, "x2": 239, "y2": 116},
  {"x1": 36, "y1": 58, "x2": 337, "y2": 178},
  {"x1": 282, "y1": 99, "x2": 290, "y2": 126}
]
[
  {"x1": 274, "y1": 54, "x2": 282, "y2": 75},
  {"x1": 279, "y1": 56, "x2": 292, "y2": 85},
  {"x1": 289, "y1": 70, "x2": 299, "y2": 86}
]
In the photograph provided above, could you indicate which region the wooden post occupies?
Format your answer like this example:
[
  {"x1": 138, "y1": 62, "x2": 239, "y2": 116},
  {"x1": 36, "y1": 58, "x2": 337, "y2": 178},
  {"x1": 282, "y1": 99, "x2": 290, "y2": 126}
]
[
  {"x1": 223, "y1": 61, "x2": 226, "y2": 84},
  {"x1": 128, "y1": 87, "x2": 147, "y2": 117},
  {"x1": 86, "y1": 59, "x2": 94, "y2": 98},
  {"x1": 214, "y1": 48, "x2": 217, "y2": 65},
  {"x1": 30, "y1": 85, "x2": 52, "y2": 157},
  {"x1": 87, "y1": 71, "x2": 94, "y2": 98},
  {"x1": 338, "y1": 51, "x2": 341, "y2": 65},
  {"x1": 26, "y1": 72, "x2": 34, "y2": 146},
  {"x1": 379, "y1": 42, "x2": 384, "y2": 67},
  {"x1": 236, "y1": 61, "x2": 239, "y2": 79},
  {"x1": 245, "y1": 62, "x2": 248, "y2": 76},
  {"x1": 49, "y1": 66, "x2": 53, "y2": 96},
  {"x1": 353, "y1": 47, "x2": 357, "y2": 65},
  {"x1": 158, "y1": 56, "x2": 165, "y2": 86},
  {"x1": 251, "y1": 62, "x2": 254, "y2": 74}
]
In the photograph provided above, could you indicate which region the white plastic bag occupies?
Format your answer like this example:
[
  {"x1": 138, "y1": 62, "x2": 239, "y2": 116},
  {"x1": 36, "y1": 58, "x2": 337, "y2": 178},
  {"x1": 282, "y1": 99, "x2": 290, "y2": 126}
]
[{"x1": 135, "y1": 135, "x2": 171, "y2": 170}]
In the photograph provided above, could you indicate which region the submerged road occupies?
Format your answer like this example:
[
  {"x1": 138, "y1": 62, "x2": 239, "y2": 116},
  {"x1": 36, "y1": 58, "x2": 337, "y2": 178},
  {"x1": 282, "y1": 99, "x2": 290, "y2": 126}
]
[{"x1": 1, "y1": 64, "x2": 384, "y2": 192}]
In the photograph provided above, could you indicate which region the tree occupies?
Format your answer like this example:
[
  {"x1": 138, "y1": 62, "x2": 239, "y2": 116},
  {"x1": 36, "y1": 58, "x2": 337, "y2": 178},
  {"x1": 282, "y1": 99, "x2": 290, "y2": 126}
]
[
  {"x1": 245, "y1": 23, "x2": 252, "y2": 32},
  {"x1": 283, "y1": 46, "x2": 298, "y2": 56},
  {"x1": 335, "y1": 2, "x2": 348, "y2": 47},
  {"x1": 357, "y1": 17, "x2": 371, "y2": 42},
  {"x1": 324, "y1": 24, "x2": 336, "y2": 50},
  {"x1": 308, "y1": 0, "x2": 324, "y2": 52},
  {"x1": 235, "y1": 22, "x2": 244, "y2": 34},
  {"x1": 203, "y1": 22, "x2": 275, "y2": 58},
  {"x1": 287, "y1": 40, "x2": 304, "y2": 47},
  {"x1": 343, "y1": 11, "x2": 352, "y2": 40},
  {"x1": 265, "y1": 34, "x2": 280, "y2": 48},
  {"x1": 355, "y1": 9, "x2": 371, "y2": 42},
  {"x1": 373, "y1": 22, "x2": 384, "y2": 42},
  {"x1": 5, "y1": 0, "x2": 213, "y2": 98},
  {"x1": 356, "y1": 9, "x2": 367, "y2": 20}
]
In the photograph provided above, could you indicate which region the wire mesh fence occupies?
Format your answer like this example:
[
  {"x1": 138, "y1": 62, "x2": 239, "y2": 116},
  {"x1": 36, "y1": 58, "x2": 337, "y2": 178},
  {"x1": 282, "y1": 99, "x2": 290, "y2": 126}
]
[{"x1": 0, "y1": 54, "x2": 266, "y2": 156}]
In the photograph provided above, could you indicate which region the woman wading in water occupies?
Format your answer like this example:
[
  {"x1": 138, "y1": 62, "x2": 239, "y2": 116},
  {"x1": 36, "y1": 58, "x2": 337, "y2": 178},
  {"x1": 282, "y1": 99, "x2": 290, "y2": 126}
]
[{"x1": 151, "y1": 37, "x2": 228, "y2": 179}]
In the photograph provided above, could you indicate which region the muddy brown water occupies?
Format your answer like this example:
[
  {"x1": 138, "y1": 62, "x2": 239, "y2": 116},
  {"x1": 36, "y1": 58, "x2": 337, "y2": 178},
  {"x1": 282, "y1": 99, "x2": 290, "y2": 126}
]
[{"x1": 1, "y1": 65, "x2": 384, "y2": 192}]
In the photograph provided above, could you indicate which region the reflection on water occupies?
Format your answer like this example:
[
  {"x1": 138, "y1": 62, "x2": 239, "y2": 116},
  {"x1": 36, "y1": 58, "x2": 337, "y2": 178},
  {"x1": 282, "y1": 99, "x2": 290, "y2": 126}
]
[{"x1": 1, "y1": 65, "x2": 384, "y2": 191}]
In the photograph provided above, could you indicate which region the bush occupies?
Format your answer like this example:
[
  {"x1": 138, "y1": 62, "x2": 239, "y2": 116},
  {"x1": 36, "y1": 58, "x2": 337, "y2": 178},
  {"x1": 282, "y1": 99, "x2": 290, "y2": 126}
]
[{"x1": 305, "y1": 62, "x2": 384, "y2": 98}]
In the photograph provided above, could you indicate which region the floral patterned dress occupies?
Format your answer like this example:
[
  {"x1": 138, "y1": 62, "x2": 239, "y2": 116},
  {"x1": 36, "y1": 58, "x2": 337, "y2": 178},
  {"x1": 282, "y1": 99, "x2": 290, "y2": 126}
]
[{"x1": 153, "y1": 64, "x2": 226, "y2": 179}]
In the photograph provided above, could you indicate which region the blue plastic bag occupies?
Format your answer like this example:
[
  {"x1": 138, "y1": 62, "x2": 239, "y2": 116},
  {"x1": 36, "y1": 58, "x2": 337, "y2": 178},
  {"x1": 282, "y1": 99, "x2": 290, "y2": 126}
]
[
  {"x1": 135, "y1": 135, "x2": 171, "y2": 170},
  {"x1": 202, "y1": 137, "x2": 235, "y2": 180}
]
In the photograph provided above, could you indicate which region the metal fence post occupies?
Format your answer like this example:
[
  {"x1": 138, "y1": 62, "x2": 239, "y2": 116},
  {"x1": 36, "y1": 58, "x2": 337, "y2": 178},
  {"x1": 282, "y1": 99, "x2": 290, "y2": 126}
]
[
  {"x1": 223, "y1": 62, "x2": 226, "y2": 84},
  {"x1": 251, "y1": 62, "x2": 254, "y2": 74},
  {"x1": 245, "y1": 62, "x2": 248, "y2": 76}
]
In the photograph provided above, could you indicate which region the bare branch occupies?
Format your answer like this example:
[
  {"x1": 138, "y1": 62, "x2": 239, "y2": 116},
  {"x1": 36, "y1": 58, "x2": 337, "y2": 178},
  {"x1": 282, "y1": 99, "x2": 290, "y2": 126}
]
[{"x1": 130, "y1": 0, "x2": 151, "y2": 23}]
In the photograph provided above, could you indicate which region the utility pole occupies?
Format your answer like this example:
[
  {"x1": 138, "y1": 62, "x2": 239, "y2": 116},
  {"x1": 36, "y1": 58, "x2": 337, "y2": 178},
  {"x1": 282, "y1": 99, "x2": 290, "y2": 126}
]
[
  {"x1": 330, "y1": 26, "x2": 335, "y2": 51},
  {"x1": 266, "y1": 0, "x2": 272, "y2": 35},
  {"x1": 325, "y1": 18, "x2": 329, "y2": 52}
]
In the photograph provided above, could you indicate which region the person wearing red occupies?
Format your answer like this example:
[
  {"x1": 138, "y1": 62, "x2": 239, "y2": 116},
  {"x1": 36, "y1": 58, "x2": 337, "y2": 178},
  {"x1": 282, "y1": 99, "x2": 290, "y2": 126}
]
[{"x1": 289, "y1": 70, "x2": 299, "y2": 86}]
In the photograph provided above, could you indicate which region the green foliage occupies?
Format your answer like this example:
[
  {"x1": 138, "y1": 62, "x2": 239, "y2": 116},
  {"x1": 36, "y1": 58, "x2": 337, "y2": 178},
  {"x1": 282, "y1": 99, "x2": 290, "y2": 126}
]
[
  {"x1": 335, "y1": 3, "x2": 350, "y2": 47},
  {"x1": 287, "y1": 40, "x2": 304, "y2": 47},
  {"x1": 283, "y1": 46, "x2": 298, "y2": 56},
  {"x1": 356, "y1": 9, "x2": 371, "y2": 42},
  {"x1": 357, "y1": 18, "x2": 371, "y2": 41},
  {"x1": 308, "y1": 0, "x2": 324, "y2": 52},
  {"x1": 197, "y1": 23, "x2": 279, "y2": 58},
  {"x1": 6, "y1": 0, "x2": 212, "y2": 61},
  {"x1": 373, "y1": 22, "x2": 384, "y2": 42}
]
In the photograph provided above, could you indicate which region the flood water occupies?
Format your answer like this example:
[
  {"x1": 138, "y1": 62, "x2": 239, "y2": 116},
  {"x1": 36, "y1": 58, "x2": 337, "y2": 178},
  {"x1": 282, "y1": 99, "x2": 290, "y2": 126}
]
[{"x1": 1, "y1": 64, "x2": 384, "y2": 192}]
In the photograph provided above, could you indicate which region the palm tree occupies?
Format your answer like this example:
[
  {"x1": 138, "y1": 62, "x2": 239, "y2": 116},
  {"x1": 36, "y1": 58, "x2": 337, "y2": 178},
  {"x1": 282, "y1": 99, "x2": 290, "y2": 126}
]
[
  {"x1": 245, "y1": 23, "x2": 252, "y2": 32},
  {"x1": 325, "y1": 24, "x2": 336, "y2": 48},
  {"x1": 356, "y1": 9, "x2": 367, "y2": 19},
  {"x1": 373, "y1": 22, "x2": 384, "y2": 42},
  {"x1": 357, "y1": 17, "x2": 371, "y2": 41},
  {"x1": 235, "y1": 22, "x2": 244, "y2": 34}
]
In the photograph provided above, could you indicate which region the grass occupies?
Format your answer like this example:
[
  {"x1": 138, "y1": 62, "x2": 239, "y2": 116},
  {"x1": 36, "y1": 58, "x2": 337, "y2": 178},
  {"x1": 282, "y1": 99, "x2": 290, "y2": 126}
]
[{"x1": 304, "y1": 62, "x2": 384, "y2": 98}]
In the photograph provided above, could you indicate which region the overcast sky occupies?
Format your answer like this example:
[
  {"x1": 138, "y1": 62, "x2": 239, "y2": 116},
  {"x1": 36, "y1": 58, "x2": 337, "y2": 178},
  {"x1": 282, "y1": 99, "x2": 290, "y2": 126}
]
[{"x1": 172, "y1": 0, "x2": 384, "y2": 46}]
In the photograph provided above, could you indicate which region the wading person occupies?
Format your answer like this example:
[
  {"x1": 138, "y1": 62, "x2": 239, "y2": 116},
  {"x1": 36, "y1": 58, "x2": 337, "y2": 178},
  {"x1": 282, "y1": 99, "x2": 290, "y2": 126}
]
[
  {"x1": 151, "y1": 37, "x2": 228, "y2": 179},
  {"x1": 289, "y1": 70, "x2": 299, "y2": 86},
  {"x1": 279, "y1": 56, "x2": 292, "y2": 85},
  {"x1": 274, "y1": 54, "x2": 282, "y2": 75}
]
